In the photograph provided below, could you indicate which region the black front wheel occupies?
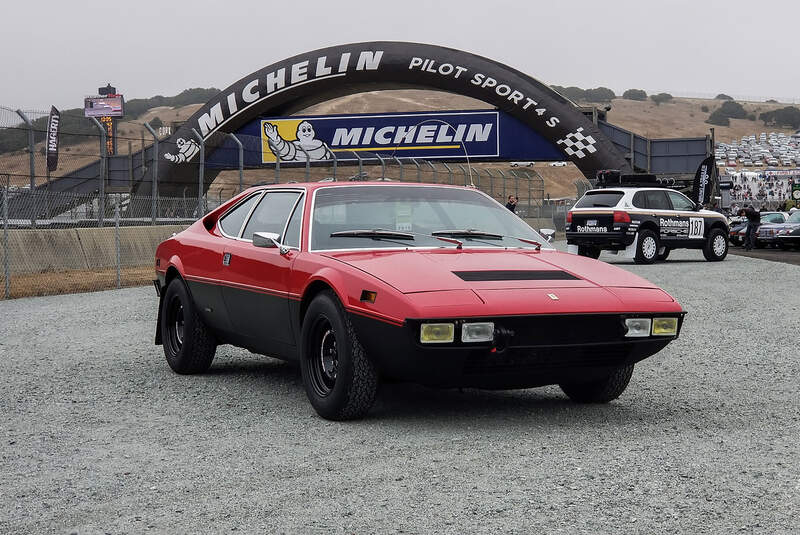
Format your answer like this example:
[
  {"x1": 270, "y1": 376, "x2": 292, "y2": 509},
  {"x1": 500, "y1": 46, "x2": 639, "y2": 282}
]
[
  {"x1": 559, "y1": 365, "x2": 634, "y2": 403},
  {"x1": 161, "y1": 278, "x2": 217, "y2": 374},
  {"x1": 300, "y1": 291, "x2": 378, "y2": 420},
  {"x1": 703, "y1": 228, "x2": 729, "y2": 261}
]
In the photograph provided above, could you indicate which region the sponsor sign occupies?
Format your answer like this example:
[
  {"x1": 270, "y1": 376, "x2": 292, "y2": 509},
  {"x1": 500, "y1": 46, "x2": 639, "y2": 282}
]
[
  {"x1": 206, "y1": 109, "x2": 565, "y2": 168},
  {"x1": 159, "y1": 42, "x2": 629, "y2": 180},
  {"x1": 84, "y1": 96, "x2": 124, "y2": 118},
  {"x1": 692, "y1": 155, "x2": 715, "y2": 207},
  {"x1": 45, "y1": 106, "x2": 60, "y2": 172}
]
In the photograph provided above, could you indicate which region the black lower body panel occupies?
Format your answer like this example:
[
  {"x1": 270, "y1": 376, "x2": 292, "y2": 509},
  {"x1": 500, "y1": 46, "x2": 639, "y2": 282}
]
[{"x1": 350, "y1": 313, "x2": 678, "y2": 389}]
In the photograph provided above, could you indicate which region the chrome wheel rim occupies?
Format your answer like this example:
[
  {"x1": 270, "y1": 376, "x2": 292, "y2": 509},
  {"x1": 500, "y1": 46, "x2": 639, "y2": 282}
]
[
  {"x1": 713, "y1": 235, "x2": 727, "y2": 256},
  {"x1": 642, "y1": 236, "x2": 657, "y2": 259}
]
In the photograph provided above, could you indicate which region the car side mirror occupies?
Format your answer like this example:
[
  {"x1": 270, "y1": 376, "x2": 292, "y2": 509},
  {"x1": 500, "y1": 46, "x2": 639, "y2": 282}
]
[
  {"x1": 539, "y1": 228, "x2": 556, "y2": 243},
  {"x1": 253, "y1": 231, "x2": 290, "y2": 255}
]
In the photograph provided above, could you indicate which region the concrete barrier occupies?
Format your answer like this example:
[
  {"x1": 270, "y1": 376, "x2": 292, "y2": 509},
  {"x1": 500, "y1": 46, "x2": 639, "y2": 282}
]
[
  {"x1": 4, "y1": 228, "x2": 87, "y2": 274},
  {"x1": 4, "y1": 224, "x2": 187, "y2": 274}
]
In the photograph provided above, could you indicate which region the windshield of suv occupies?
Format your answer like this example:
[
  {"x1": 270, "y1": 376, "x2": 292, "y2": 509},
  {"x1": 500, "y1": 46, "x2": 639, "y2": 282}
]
[
  {"x1": 573, "y1": 191, "x2": 624, "y2": 208},
  {"x1": 310, "y1": 185, "x2": 552, "y2": 251}
]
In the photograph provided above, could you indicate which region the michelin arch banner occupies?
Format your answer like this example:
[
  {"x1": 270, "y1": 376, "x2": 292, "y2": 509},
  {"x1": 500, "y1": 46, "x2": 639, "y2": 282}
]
[
  {"x1": 205, "y1": 110, "x2": 565, "y2": 168},
  {"x1": 149, "y1": 41, "x2": 629, "y2": 194}
]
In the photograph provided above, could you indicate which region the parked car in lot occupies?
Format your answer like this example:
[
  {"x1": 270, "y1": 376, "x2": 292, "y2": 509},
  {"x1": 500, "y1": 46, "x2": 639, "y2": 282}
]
[
  {"x1": 154, "y1": 182, "x2": 685, "y2": 420},
  {"x1": 777, "y1": 224, "x2": 800, "y2": 249},
  {"x1": 757, "y1": 210, "x2": 800, "y2": 248},
  {"x1": 729, "y1": 212, "x2": 788, "y2": 246},
  {"x1": 549, "y1": 161, "x2": 568, "y2": 167}
]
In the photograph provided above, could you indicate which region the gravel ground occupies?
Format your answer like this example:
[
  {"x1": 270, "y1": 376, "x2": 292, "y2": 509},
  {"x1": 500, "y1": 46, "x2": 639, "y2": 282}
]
[{"x1": 1, "y1": 247, "x2": 798, "y2": 534}]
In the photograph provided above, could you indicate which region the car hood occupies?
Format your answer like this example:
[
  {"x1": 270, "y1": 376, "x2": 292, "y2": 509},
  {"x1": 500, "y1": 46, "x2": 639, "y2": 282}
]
[{"x1": 322, "y1": 248, "x2": 662, "y2": 293}]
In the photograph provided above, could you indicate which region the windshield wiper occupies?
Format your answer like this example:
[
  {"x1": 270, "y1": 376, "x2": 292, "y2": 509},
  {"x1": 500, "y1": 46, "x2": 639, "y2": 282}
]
[
  {"x1": 433, "y1": 229, "x2": 543, "y2": 250},
  {"x1": 331, "y1": 228, "x2": 464, "y2": 249},
  {"x1": 330, "y1": 229, "x2": 415, "y2": 240},
  {"x1": 432, "y1": 228, "x2": 503, "y2": 239}
]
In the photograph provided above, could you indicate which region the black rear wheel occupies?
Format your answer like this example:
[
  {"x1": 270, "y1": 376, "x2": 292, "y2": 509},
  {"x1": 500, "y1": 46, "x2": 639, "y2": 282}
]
[
  {"x1": 634, "y1": 230, "x2": 659, "y2": 264},
  {"x1": 300, "y1": 290, "x2": 378, "y2": 420},
  {"x1": 161, "y1": 278, "x2": 216, "y2": 374},
  {"x1": 577, "y1": 245, "x2": 601, "y2": 259}
]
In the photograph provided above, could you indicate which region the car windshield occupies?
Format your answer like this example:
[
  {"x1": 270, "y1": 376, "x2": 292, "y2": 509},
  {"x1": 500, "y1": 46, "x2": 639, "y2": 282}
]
[
  {"x1": 573, "y1": 191, "x2": 624, "y2": 208},
  {"x1": 310, "y1": 185, "x2": 552, "y2": 251},
  {"x1": 787, "y1": 211, "x2": 800, "y2": 223}
]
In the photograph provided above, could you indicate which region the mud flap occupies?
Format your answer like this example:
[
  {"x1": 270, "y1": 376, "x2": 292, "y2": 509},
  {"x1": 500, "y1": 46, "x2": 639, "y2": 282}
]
[{"x1": 622, "y1": 233, "x2": 638, "y2": 259}]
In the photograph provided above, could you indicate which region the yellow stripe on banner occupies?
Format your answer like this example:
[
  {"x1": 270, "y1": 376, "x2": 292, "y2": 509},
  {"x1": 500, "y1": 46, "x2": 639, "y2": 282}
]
[{"x1": 331, "y1": 145, "x2": 462, "y2": 152}]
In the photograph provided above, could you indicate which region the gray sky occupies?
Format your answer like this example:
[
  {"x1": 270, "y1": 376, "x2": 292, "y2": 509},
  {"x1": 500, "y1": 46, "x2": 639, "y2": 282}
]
[{"x1": 3, "y1": 0, "x2": 799, "y2": 111}]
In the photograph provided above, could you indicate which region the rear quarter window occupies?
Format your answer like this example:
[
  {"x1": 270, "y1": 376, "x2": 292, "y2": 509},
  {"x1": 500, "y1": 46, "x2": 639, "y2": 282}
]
[{"x1": 574, "y1": 191, "x2": 624, "y2": 208}]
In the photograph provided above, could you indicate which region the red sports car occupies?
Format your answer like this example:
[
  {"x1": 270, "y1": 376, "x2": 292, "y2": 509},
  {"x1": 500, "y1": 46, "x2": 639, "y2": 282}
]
[{"x1": 154, "y1": 182, "x2": 685, "y2": 420}]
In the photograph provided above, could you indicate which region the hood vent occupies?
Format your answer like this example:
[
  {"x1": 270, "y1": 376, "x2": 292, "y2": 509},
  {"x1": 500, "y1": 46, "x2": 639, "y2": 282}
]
[{"x1": 453, "y1": 270, "x2": 579, "y2": 282}]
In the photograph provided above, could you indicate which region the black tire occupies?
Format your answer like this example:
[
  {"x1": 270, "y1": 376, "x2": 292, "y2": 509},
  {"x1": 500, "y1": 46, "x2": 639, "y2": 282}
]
[
  {"x1": 778, "y1": 241, "x2": 791, "y2": 251},
  {"x1": 657, "y1": 247, "x2": 670, "y2": 261},
  {"x1": 703, "y1": 228, "x2": 729, "y2": 261},
  {"x1": 577, "y1": 245, "x2": 601, "y2": 259},
  {"x1": 559, "y1": 365, "x2": 634, "y2": 403},
  {"x1": 161, "y1": 278, "x2": 217, "y2": 374},
  {"x1": 634, "y1": 229, "x2": 659, "y2": 264},
  {"x1": 300, "y1": 290, "x2": 378, "y2": 420},
  {"x1": 754, "y1": 240, "x2": 766, "y2": 249}
]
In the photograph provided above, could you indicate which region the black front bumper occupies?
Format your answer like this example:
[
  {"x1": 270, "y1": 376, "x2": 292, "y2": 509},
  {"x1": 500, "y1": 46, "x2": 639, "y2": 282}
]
[{"x1": 351, "y1": 313, "x2": 683, "y2": 389}]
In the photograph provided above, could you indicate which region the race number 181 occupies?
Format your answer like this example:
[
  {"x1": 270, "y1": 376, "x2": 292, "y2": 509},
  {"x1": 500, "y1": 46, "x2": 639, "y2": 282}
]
[{"x1": 689, "y1": 218, "x2": 704, "y2": 238}]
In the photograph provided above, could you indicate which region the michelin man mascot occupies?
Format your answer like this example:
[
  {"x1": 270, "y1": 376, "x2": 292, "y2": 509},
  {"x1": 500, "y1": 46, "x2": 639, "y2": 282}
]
[{"x1": 263, "y1": 120, "x2": 333, "y2": 162}]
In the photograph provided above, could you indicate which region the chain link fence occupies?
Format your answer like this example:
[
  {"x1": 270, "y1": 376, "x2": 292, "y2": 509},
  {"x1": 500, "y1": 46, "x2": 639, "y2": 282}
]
[{"x1": 1, "y1": 105, "x2": 566, "y2": 300}]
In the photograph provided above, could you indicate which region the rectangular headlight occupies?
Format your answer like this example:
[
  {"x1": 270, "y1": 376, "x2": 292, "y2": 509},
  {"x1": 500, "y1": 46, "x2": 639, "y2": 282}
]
[
  {"x1": 420, "y1": 323, "x2": 454, "y2": 343},
  {"x1": 461, "y1": 322, "x2": 494, "y2": 343},
  {"x1": 624, "y1": 318, "x2": 651, "y2": 338},
  {"x1": 652, "y1": 317, "x2": 678, "y2": 336}
]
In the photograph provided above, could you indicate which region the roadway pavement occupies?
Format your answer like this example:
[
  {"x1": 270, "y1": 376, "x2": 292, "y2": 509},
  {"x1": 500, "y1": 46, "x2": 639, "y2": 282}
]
[{"x1": 1, "y1": 249, "x2": 798, "y2": 533}]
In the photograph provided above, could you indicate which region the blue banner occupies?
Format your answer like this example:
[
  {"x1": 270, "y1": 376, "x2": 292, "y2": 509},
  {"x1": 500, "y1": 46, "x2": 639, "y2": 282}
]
[{"x1": 206, "y1": 109, "x2": 565, "y2": 168}]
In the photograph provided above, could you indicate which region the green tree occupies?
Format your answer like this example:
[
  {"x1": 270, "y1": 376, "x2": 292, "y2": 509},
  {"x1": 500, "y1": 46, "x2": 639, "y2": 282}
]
[
  {"x1": 706, "y1": 109, "x2": 730, "y2": 126},
  {"x1": 650, "y1": 93, "x2": 673, "y2": 105},
  {"x1": 719, "y1": 101, "x2": 747, "y2": 119},
  {"x1": 622, "y1": 89, "x2": 647, "y2": 101},
  {"x1": 715, "y1": 93, "x2": 733, "y2": 100}
]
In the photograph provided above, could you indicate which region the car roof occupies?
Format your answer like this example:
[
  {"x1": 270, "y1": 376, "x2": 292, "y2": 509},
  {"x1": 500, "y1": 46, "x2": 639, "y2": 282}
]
[{"x1": 249, "y1": 180, "x2": 476, "y2": 193}]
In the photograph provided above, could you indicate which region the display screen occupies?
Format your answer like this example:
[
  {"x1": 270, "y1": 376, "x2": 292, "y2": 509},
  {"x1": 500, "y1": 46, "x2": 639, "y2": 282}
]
[{"x1": 84, "y1": 96, "x2": 124, "y2": 117}]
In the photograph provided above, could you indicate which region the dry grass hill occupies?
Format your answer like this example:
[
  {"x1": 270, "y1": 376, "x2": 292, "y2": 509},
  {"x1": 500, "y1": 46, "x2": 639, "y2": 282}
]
[{"x1": 2, "y1": 90, "x2": 796, "y2": 201}]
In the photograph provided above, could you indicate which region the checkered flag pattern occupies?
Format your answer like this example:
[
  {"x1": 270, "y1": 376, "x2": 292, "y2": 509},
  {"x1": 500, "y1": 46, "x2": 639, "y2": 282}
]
[{"x1": 556, "y1": 127, "x2": 597, "y2": 159}]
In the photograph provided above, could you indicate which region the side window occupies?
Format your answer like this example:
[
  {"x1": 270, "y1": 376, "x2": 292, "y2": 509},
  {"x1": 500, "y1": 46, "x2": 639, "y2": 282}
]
[
  {"x1": 667, "y1": 191, "x2": 695, "y2": 212},
  {"x1": 632, "y1": 191, "x2": 648, "y2": 209},
  {"x1": 241, "y1": 191, "x2": 301, "y2": 241},
  {"x1": 283, "y1": 197, "x2": 304, "y2": 248},
  {"x1": 218, "y1": 193, "x2": 261, "y2": 238},
  {"x1": 644, "y1": 190, "x2": 671, "y2": 210}
]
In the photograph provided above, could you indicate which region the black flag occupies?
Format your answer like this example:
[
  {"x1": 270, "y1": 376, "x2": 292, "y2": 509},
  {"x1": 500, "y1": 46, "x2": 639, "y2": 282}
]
[
  {"x1": 691, "y1": 155, "x2": 715, "y2": 208},
  {"x1": 46, "y1": 106, "x2": 60, "y2": 172}
]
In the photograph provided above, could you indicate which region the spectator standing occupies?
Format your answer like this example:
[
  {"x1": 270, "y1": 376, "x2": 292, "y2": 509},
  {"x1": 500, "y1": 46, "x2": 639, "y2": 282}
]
[
  {"x1": 739, "y1": 204, "x2": 761, "y2": 251},
  {"x1": 505, "y1": 195, "x2": 518, "y2": 213}
]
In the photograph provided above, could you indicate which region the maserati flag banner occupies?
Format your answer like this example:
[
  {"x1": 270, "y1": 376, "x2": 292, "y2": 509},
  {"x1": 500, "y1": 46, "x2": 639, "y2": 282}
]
[
  {"x1": 692, "y1": 155, "x2": 715, "y2": 207},
  {"x1": 46, "y1": 106, "x2": 61, "y2": 172}
]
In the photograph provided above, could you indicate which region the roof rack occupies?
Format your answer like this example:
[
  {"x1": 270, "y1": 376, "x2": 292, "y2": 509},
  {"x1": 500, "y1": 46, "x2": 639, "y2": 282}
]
[{"x1": 594, "y1": 170, "x2": 679, "y2": 189}]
